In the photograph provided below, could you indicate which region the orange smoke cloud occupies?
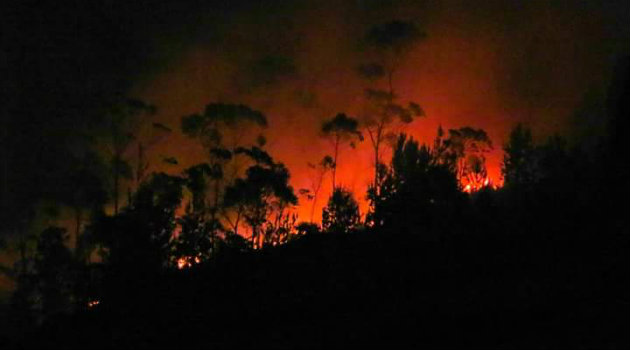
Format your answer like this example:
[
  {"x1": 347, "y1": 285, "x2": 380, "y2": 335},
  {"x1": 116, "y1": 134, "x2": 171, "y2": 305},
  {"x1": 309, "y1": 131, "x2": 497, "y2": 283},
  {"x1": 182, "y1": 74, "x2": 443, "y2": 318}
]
[{"x1": 129, "y1": 1, "x2": 619, "y2": 224}]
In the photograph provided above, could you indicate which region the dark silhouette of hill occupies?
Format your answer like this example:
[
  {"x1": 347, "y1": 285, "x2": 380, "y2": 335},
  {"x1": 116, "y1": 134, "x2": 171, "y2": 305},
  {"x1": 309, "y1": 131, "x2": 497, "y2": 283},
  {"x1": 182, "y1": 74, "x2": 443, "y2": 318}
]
[{"x1": 17, "y1": 220, "x2": 628, "y2": 349}]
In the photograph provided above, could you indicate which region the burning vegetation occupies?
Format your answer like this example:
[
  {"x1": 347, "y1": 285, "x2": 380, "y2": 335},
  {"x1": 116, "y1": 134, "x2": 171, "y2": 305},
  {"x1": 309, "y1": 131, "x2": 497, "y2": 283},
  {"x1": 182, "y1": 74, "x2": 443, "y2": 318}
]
[{"x1": 1, "y1": 1, "x2": 628, "y2": 348}]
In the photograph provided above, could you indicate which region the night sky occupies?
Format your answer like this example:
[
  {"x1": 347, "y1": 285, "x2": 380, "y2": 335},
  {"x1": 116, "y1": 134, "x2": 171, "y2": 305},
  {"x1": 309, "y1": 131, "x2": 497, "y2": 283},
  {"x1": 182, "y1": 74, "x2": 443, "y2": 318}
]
[{"x1": 3, "y1": 0, "x2": 629, "y2": 229}]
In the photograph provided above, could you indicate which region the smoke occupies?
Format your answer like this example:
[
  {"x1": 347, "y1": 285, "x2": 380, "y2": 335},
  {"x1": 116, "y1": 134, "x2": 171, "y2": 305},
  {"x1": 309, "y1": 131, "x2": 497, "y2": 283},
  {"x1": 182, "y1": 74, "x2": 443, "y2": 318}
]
[
  {"x1": 3, "y1": 0, "x2": 628, "y2": 231},
  {"x1": 122, "y1": 0, "x2": 628, "y2": 222}
]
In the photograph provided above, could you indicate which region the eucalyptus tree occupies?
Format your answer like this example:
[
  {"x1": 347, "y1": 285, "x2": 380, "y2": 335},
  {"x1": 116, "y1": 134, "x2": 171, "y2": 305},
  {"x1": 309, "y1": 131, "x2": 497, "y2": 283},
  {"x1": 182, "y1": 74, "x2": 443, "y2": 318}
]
[
  {"x1": 321, "y1": 113, "x2": 363, "y2": 191},
  {"x1": 368, "y1": 133, "x2": 461, "y2": 231},
  {"x1": 134, "y1": 122, "x2": 172, "y2": 190},
  {"x1": 171, "y1": 211, "x2": 221, "y2": 268},
  {"x1": 182, "y1": 163, "x2": 213, "y2": 214},
  {"x1": 224, "y1": 147, "x2": 297, "y2": 249},
  {"x1": 443, "y1": 127, "x2": 493, "y2": 190},
  {"x1": 322, "y1": 187, "x2": 360, "y2": 234},
  {"x1": 93, "y1": 172, "x2": 185, "y2": 271},
  {"x1": 101, "y1": 98, "x2": 156, "y2": 215},
  {"x1": 360, "y1": 20, "x2": 426, "y2": 95},
  {"x1": 181, "y1": 103, "x2": 268, "y2": 220},
  {"x1": 62, "y1": 151, "x2": 109, "y2": 253},
  {"x1": 502, "y1": 123, "x2": 538, "y2": 188},
  {"x1": 300, "y1": 155, "x2": 335, "y2": 223},
  {"x1": 34, "y1": 226, "x2": 75, "y2": 317},
  {"x1": 358, "y1": 20, "x2": 427, "y2": 192}
]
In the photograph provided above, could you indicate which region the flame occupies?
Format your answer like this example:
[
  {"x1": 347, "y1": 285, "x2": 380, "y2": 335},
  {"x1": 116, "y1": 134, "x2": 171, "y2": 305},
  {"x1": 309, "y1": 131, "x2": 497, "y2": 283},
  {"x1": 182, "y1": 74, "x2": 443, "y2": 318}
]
[
  {"x1": 87, "y1": 299, "x2": 100, "y2": 308},
  {"x1": 176, "y1": 256, "x2": 201, "y2": 269},
  {"x1": 462, "y1": 176, "x2": 499, "y2": 193}
]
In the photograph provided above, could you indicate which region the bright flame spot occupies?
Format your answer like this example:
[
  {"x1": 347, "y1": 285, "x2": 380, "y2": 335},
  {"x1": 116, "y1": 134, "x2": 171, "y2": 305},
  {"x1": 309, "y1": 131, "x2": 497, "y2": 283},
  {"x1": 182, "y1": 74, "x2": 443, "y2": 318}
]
[
  {"x1": 462, "y1": 177, "x2": 499, "y2": 193},
  {"x1": 176, "y1": 256, "x2": 201, "y2": 269},
  {"x1": 87, "y1": 299, "x2": 100, "y2": 308}
]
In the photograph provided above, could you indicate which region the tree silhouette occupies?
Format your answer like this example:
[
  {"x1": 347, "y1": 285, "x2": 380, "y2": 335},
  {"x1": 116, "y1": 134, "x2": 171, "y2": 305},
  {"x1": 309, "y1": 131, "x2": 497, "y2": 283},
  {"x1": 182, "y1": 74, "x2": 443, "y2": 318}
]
[
  {"x1": 502, "y1": 124, "x2": 538, "y2": 188},
  {"x1": 321, "y1": 114, "x2": 363, "y2": 190},
  {"x1": 443, "y1": 127, "x2": 493, "y2": 190},
  {"x1": 301, "y1": 155, "x2": 335, "y2": 223},
  {"x1": 183, "y1": 163, "x2": 213, "y2": 214},
  {"x1": 133, "y1": 122, "x2": 172, "y2": 196},
  {"x1": 101, "y1": 98, "x2": 156, "y2": 214},
  {"x1": 361, "y1": 20, "x2": 426, "y2": 91},
  {"x1": 224, "y1": 148, "x2": 297, "y2": 249},
  {"x1": 181, "y1": 103, "x2": 268, "y2": 150},
  {"x1": 369, "y1": 133, "x2": 461, "y2": 232},
  {"x1": 295, "y1": 222, "x2": 321, "y2": 236},
  {"x1": 5, "y1": 232, "x2": 38, "y2": 330},
  {"x1": 322, "y1": 187, "x2": 360, "y2": 234},
  {"x1": 34, "y1": 227, "x2": 75, "y2": 317},
  {"x1": 171, "y1": 213, "x2": 222, "y2": 268},
  {"x1": 362, "y1": 90, "x2": 425, "y2": 190},
  {"x1": 263, "y1": 210, "x2": 297, "y2": 247},
  {"x1": 92, "y1": 172, "x2": 184, "y2": 272},
  {"x1": 358, "y1": 20, "x2": 427, "y2": 193},
  {"x1": 171, "y1": 162, "x2": 225, "y2": 266},
  {"x1": 182, "y1": 103, "x2": 268, "y2": 221},
  {"x1": 49, "y1": 150, "x2": 109, "y2": 256},
  {"x1": 535, "y1": 135, "x2": 580, "y2": 204}
]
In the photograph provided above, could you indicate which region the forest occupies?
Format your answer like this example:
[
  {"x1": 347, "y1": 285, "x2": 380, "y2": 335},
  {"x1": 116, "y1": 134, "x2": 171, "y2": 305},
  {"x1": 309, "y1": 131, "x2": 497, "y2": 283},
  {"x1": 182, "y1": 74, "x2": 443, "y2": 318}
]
[{"x1": 1, "y1": 1, "x2": 629, "y2": 348}]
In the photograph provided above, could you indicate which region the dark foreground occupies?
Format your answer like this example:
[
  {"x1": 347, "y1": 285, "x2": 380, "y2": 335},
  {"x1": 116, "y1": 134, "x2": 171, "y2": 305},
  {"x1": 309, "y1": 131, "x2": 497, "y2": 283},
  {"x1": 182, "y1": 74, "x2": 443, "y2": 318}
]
[{"x1": 14, "y1": 225, "x2": 629, "y2": 349}]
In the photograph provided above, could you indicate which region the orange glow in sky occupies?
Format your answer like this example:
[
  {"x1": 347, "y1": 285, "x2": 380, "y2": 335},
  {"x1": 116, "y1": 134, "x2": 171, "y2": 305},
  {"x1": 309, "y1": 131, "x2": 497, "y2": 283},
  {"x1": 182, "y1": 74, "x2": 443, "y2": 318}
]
[{"x1": 128, "y1": 3, "x2": 604, "y2": 225}]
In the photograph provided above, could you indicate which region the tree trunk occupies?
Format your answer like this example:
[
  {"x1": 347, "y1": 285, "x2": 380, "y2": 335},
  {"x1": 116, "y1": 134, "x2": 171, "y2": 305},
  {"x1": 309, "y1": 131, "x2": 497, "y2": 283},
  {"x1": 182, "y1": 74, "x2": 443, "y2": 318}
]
[
  {"x1": 332, "y1": 135, "x2": 339, "y2": 192},
  {"x1": 234, "y1": 211, "x2": 241, "y2": 236},
  {"x1": 374, "y1": 145, "x2": 379, "y2": 191},
  {"x1": 212, "y1": 177, "x2": 221, "y2": 221},
  {"x1": 113, "y1": 155, "x2": 119, "y2": 215},
  {"x1": 310, "y1": 183, "x2": 321, "y2": 223},
  {"x1": 74, "y1": 207, "x2": 83, "y2": 252},
  {"x1": 374, "y1": 136, "x2": 381, "y2": 195},
  {"x1": 136, "y1": 143, "x2": 144, "y2": 187}
]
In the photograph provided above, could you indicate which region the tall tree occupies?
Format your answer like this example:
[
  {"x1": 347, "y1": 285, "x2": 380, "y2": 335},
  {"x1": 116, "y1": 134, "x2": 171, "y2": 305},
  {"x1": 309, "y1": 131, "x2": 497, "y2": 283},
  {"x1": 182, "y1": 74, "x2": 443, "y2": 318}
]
[
  {"x1": 321, "y1": 113, "x2": 363, "y2": 190},
  {"x1": 322, "y1": 187, "x2": 360, "y2": 234},
  {"x1": 502, "y1": 124, "x2": 538, "y2": 188},
  {"x1": 177, "y1": 162, "x2": 223, "y2": 264},
  {"x1": 358, "y1": 20, "x2": 427, "y2": 192},
  {"x1": 183, "y1": 163, "x2": 213, "y2": 214},
  {"x1": 102, "y1": 98, "x2": 156, "y2": 215},
  {"x1": 368, "y1": 133, "x2": 461, "y2": 232},
  {"x1": 361, "y1": 20, "x2": 425, "y2": 93},
  {"x1": 224, "y1": 148, "x2": 297, "y2": 249},
  {"x1": 171, "y1": 212, "x2": 222, "y2": 269},
  {"x1": 33, "y1": 227, "x2": 75, "y2": 317},
  {"x1": 301, "y1": 155, "x2": 335, "y2": 223},
  {"x1": 93, "y1": 172, "x2": 184, "y2": 271},
  {"x1": 443, "y1": 127, "x2": 493, "y2": 191},
  {"x1": 133, "y1": 122, "x2": 172, "y2": 192},
  {"x1": 181, "y1": 103, "x2": 268, "y2": 221},
  {"x1": 63, "y1": 151, "x2": 109, "y2": 254}
]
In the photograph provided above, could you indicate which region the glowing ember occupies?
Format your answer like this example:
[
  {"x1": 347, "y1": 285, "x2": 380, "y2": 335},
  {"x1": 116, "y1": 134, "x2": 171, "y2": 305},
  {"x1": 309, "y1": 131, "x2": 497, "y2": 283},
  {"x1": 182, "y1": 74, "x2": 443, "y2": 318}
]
[
  {"x1": 462, "y1": 177, "x2": 498, "y2": 193},
  {"x1": 176, "y1": 256, "x2": 201, "y2": 269},
  {"x1": 87, "y1": 300, "x2": 100, "y2": 308}
]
